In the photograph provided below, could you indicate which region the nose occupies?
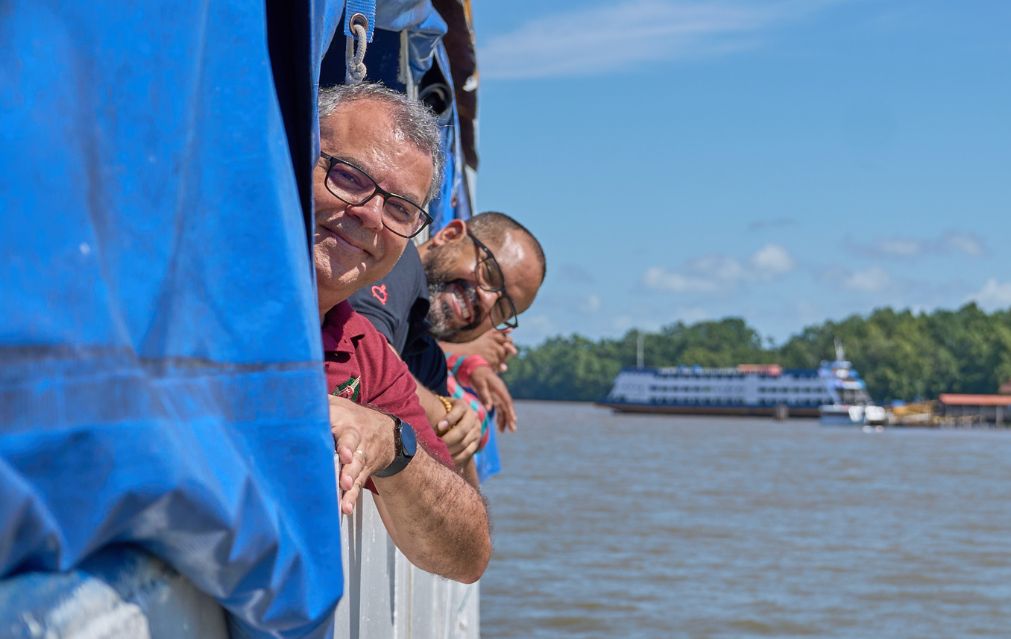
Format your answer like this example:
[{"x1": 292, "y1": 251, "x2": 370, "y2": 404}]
[
  {"x1": 346, "y1": 192, "x2": 385, "y2": 231},
  {"x1": 475, "y1": 286, "x2": 500, "y2": 320}
]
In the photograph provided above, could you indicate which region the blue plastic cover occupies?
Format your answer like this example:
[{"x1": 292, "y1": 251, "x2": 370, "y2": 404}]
[
  {"x1": 425, "y1": 39, "x2": 470, "y2": 229},
  {"x1": 0, "y1": 2, "x2": 344, "y2": 638},
  {"x1": 475, "y1": 419, "x2": 502, "y2": 483},
  {"x1": 375, "y1": 0, "x2": 448, "y2": 86}
]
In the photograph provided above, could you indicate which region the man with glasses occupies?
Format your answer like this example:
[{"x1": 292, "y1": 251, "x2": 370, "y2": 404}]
[
  {"x1": 421, "y1": 213, "x2": 544, "y2": 344},
  {"x1": 314, "y1": 82, "x2": 490, "y2": 585},
  {"x1": 350, "y1": 212, "x2": 546, "y2": 484}
]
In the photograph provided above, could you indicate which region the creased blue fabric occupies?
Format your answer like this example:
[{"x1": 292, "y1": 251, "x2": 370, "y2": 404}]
[
  {"x1": 0, "y1": 2, "x2": 344, "y2": 637},
  {"x1": 373, "y1": 0, "x2": 447, "y2": 86}
]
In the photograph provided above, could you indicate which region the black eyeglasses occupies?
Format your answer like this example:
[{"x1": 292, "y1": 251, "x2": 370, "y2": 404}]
[
  {"x1": 320, "y1": 152, "x2": 432, "y2": 239},
  {"x1": 467, "y1": 230, "x2": 519, "y2": 331}
]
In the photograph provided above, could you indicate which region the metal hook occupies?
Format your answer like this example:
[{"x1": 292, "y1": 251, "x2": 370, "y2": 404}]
[{"x1": 348, "y1": 12, "x2": 369, "y2": 33}]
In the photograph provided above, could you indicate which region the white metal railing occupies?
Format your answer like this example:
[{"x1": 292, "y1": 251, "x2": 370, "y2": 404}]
[{"x1": 333, "y1": 488, "x2": 480, "y2": 639}]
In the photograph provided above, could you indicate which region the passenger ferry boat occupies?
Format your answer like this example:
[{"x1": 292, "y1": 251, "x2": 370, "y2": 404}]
[{"x1": 598, "y1": 344, "x2": 885, "y2": 424}]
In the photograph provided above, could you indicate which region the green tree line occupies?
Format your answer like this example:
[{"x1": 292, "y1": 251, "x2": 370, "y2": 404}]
[{"x1": 503, "y1": 304, "x2": 1011, "y2": 403}]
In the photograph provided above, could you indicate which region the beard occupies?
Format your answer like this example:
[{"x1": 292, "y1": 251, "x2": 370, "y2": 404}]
[{"x1": 423, "y1": 245, "x2": 484, "y2": 342}]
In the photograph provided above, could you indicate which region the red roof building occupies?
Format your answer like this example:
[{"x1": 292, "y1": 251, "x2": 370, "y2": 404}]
[
  {"x1": 938, "y1": 394, "x2": 1011, "y2": 406},
  {"x1": 937, "y1": 394, "x2": 1011, "y2": 426}
]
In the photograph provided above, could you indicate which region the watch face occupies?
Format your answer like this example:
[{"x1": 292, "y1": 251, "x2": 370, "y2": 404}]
[{"x1": 400, "y1": 422, "x2": 417, "y2": 456}]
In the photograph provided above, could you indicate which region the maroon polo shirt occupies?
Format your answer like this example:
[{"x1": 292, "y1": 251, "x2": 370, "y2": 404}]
[{"x1": 322, "y1": 301, "x2": 453, "y2": 471}]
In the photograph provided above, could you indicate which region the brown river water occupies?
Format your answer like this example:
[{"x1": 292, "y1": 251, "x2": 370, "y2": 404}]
[{"x1": 481, "y1": 400, "x2": 1011, "y2": 638}]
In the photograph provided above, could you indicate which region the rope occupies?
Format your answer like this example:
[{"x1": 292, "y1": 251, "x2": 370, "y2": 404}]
[{"x1": 345, "y1": 14, "x2": 369, "y2": 85}]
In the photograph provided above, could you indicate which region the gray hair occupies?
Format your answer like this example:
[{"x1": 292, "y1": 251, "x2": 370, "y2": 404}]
[{"x1": 318, "y1": 82, "x2": 444, "y2": 205}]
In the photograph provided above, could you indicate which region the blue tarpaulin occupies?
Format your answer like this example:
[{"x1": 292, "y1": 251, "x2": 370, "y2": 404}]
[{"x1": 0, "y1": 2, "x2": 345, "y2": 637}]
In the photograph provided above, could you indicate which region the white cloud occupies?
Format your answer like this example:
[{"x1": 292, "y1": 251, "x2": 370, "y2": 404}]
[
  {"x1": 480, "y1": 0, "x2": 840, "y2": 80},
  {"x1": 854, "y1": 231, "x2": 986, "y2": 259},
  {"x1": 687, "y1": 254, "x2": 747, "y2": 282},
  {"x1": 842, "y1": 267, "x2": 891, "y2": 292},
  {"x1": 643, "y1": 266, "x2": 721, "y2": 292},
  {"x1": 644, "y1": 244, "x2": 795, "y2": 292},
  {"x1": 944, "y1": 232, "x2": 984, "y2": 257},
  {"x1": 750, "y1": 243, "x2": 794, "y2": 276},
  {"x1": 968, "y1": 278, "x2": 1011, "y2": 309}
]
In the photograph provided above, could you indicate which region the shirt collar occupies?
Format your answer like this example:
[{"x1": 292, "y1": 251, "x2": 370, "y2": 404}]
[{"x1": 321, "y1": 301, "x2": 365, "y2": 354}]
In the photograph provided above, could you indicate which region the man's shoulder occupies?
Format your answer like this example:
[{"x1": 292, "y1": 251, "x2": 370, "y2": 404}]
[
  {"x1": 350, "y1": 243, "x2": 426, "y2": 306},
  {"x1": 344, "y1": 308, "x2": 408, "y2": 377},
  {"x1": 349, "y1": 242, "x2": 430, "y2": 352}
]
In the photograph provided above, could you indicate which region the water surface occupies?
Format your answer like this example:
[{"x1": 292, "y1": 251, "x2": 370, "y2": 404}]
[{"x1": 482, "y1": 401, "x2": 1011, "y2": 638}]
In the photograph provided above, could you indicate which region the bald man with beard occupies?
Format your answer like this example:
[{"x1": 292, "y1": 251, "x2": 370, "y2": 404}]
[{"x1": 350, "y1": 212, "x2": 546, "y2": 484}]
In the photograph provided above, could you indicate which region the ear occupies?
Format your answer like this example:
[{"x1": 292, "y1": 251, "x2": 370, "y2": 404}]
[{"x1": 430, "y1": 219, "x2": 467, "y2": 246}]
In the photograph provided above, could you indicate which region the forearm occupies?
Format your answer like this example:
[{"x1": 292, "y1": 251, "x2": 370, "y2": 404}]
[
  {"x1": 415, "y1": 379, "x2": 445, "y2": 427},
  {"x1": 373, "y1": 447, "x2": 491, "y2": 583},
  {"x1": 462, "y1": 457, "x2": 479, "y2": 489}
]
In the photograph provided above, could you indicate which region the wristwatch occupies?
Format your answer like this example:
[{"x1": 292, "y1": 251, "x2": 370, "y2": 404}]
[{"x1": 373, "y1": 415, "x2": 417, "y2": 478}]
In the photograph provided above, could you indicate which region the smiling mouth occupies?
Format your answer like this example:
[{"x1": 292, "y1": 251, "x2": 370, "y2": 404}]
[
  {"x1": 445, "y1": 283, "x2": 477, "y2": 324},
  {"x1": 317, "y1": 224, "x2": 373, "y2": 258}
]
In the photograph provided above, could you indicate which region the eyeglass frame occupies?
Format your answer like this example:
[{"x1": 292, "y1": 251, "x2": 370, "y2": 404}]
[
  {"x1": 466, "y1": 229, "x2": 519, "y2": 331},
  {"x1": 319, "y1": 152, "x2": 433, "y2": 239}
]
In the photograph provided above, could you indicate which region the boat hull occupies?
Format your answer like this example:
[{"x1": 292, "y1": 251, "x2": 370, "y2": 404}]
[{"x1": 595, "y1": 401, "x2": 820, "y2": 418}]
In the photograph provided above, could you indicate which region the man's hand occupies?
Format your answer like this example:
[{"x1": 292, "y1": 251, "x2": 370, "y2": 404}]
[
  {"x1": 442, "y1": 328, "x2": 517, "y2": 372},
  {"x1": 329, "y1": 396, "x2": 395, "y2": 515},
  {"x1": 469, "y1": 366, "x2": 517, "y2": 432},
  {"x1": 435, "y1": 398, "x2": 482, "y2": 466}
]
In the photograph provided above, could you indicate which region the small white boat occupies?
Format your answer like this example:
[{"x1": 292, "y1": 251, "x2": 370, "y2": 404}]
[{"x1": 819, "y1": 403, "x2": 887, "y2": 426}]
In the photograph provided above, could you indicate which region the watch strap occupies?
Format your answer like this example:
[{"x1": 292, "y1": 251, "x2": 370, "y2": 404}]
[{"x1": 373, "y1": 416, "x2": 416, "y2": 478}]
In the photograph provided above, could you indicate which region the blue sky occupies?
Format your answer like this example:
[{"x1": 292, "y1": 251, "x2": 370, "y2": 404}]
[{"x1": 468, "y1": 0, "x2": 1011, "y2": 347}]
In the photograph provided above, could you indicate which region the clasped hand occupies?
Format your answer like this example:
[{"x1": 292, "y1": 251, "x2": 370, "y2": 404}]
[
  {"x1": 329, "y1": 396, "x2": 396, "y2": 515},
  {"x1": 435, "y1": 398, "x2": 482, "y2": 466}
]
